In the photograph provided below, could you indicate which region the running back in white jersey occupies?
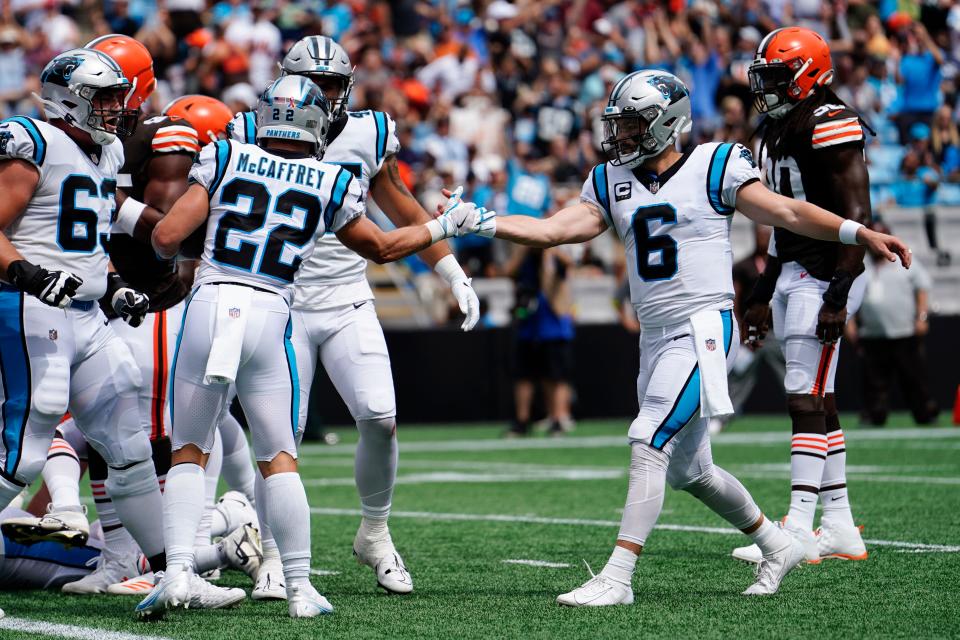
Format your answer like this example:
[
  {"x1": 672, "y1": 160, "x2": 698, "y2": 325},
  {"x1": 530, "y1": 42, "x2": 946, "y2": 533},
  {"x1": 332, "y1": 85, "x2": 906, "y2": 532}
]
[
  {"x1": 0, "y1": 116, "x2": 124, "y2": 300},
  {"x1": 229, "y1": 109, "x2": 399, "y2": 306},
  {"x1": 581, "y1": 142, "x2": 759, "y2": 328},
  {"x1": 188, "y1": 139, "x2": 363, "y2": 299}
]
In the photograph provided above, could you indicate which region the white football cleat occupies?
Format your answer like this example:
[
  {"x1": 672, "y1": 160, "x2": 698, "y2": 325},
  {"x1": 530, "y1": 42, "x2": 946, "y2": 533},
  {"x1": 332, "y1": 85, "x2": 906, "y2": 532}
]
[
  {"x1": 220, "y1": 523, "x2": 263, "y2": 578},
  {"x1": 732, "y1": 517, "x2": 820, "y2": 565},
  {"x1": 185, "y1": 571, "x2": 246, "y2": 609},
  {"x1": 212, "y1": 491, "x2": 258, "y2": 537},
  {"x1": 62, "y1": 548, "x2": 147, "y2": 594},
  {"x1": 817, "y1": 520, "x2": 868, "y2": 561},
  {"x1": 287, "y1": 583, "x2": 334, "y2": 618},
  {"x1": 742, "y1": 534, "x2": 805, "y2": 596},
  {"x1": 252, "y1": 557, "x2": 286, "y2": 600},
  {"x1": 2, "y1": 505, "x2": 90, "y2": 546},
  {"x1": 353, "y1": 529, "x2": 413, "y2": 594},
  {"x1": 136, "y1": 570, "x2": 189, "y2": 620},
  {"x1": 107, "y1": 571, "x2": 157, "y2": 596},
  {"x1": 556, "y1": 564, "x2": 633, "y2": 607}
]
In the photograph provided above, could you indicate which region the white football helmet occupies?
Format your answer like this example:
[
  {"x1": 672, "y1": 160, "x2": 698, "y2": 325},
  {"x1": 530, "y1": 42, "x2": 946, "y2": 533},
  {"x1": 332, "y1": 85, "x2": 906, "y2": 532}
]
[
  {"x1": 280, "y1": 36, "x2": 353, "y2": 121},
  {"x1": 601, "y1": 70, "x2": 693, "y2": 169},
  {"x1": 38, "y1": 48, "x2": 136, "y2": 145},
  {"x1": 256, "y1": 75, "x2": 333, "y2": 158}
]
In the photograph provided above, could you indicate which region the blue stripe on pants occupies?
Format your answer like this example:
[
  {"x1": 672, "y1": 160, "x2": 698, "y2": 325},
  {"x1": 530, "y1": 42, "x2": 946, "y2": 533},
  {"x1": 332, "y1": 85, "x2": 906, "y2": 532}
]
[
  {"x1": 0, "y1": 289, "x2": 30, "y2": 477},
  {"x1": 651, "y1": 310, "x2": 733, "y2": 449},
  {"x1": 283, "y1": 315, "x2": 299, "y2": 438}
]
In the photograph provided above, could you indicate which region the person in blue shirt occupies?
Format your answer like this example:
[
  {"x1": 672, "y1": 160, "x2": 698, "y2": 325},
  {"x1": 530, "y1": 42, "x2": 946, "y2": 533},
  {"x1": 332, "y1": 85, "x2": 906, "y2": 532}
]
[{"x1": 894, "y1": 22, "x2": 943, "y2": 144}]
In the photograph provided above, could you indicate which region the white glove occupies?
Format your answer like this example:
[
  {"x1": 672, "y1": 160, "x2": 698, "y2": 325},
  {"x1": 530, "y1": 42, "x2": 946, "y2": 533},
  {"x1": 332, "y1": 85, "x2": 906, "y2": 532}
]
[
  {"x1": 427, "y1": 186, "x2": 496, "y2": 241},
  {"x1": 434, "y1": 254, "x2": 480, "y2": 331}
]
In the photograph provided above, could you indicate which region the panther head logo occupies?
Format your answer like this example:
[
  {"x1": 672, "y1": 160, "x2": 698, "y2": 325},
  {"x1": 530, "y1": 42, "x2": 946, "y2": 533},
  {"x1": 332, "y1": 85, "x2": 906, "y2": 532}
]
[
  {"x1": 647, "y1": 75, "x2": 688, "y2": 105},
  {"x1": 41, "y1": 55, "x2": 85, "y2": 87}
]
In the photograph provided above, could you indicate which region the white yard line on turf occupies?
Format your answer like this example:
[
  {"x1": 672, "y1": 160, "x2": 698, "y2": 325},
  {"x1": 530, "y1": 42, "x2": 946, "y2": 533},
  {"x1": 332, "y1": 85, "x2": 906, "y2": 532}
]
[
  {"x1": 298, "y1": 427, "x2": 960, "y2": 455},
  {"x1": 309, "y1": 507, "x2": 960, "y2": 553},
  {"x1": 310, "y1": 569, "x2": 340, "y2": 576},
  {"x1": 0, "y1": 618, "x2": 175, "y2": 640},
  {"x1": 502, "y1": 559, "x2": 571, "y2": 568},
  {"x1": 302, "y1": 469, "x2": 623, "y2": 487}
]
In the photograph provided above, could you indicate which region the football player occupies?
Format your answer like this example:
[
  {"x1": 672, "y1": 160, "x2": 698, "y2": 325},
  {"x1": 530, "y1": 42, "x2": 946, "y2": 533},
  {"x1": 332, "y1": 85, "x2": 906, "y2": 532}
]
[
  {"x1": 0, "y1": 48, "x2": 170, "y2": 599},
  {"x1": 227, "y1": 36, "x2": 477, "y2": 597},
  {"x1": 443, "y1": 70, "x2": 909, "y2": 605},
  {"x1": 136, "y1": 76, "x2": 479, "y2": 619},
  {"x1": 733, "y1": 27, "x2": 873, "y2": 564}
]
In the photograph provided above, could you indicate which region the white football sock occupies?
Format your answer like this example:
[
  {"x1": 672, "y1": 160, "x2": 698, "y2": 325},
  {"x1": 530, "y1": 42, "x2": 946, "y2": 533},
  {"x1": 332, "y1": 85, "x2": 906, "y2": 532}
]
[
  {"x1": 254, "y1": 471, "x2": 277, "y2": 556},
  {"x1": 218, "y1": 414, "x2": 256, "y2": 503},
  {"x1": 787, "y1": 432, "x2": 827, "y2": 530},
  {"x1": 600, "y1": 545, "x2": 637, "y2": 586},
  {"x1": 355, "y1": 417, "x2": 397, "y2": 520},
  {"x1": 106, "y1": 459, "x2": 165, "y2": 560},
  {"x1": 163, "y1": 463, "x2": 206, "y2": 578},
  {"x1": 750, "y1": 516, "x2": 790, "y2": 556},
  {"x1": 262, "y1": 472, "x2": 311, "y2": 589},
  {"x1": 44, "y1": 437, "x2": 82, "y2": 511},
  {"x1": 196, "y1": 432, "x2": 222, "y2": 547},
  {"x1": 194, "y1": 541, "x2": 226, "y2": 574},
  {"x1": 616, "y1": 443, "x2": 668, "y2": 546},
  {"x1": 103, "y1": 523, "x2": 137, "y2": 554},
  {"x1": 820, "y1": 428, "x2": 855, "y2": 527}
]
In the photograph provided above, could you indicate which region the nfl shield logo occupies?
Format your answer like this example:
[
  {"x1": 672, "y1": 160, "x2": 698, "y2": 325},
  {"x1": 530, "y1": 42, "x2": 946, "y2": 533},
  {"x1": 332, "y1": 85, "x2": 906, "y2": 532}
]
[
  {"x1": 229, "y1": 308, "x2": 241, "y2": 319},
  {"x1": 649, "y1": 181, "x2": 660, "y2": 194},
  {"x1": 48, "y1": 329, "x2": 58, "y2": 341},
  {"x1": 705, "y1": 338, "x2": 716, "y2": 352}
]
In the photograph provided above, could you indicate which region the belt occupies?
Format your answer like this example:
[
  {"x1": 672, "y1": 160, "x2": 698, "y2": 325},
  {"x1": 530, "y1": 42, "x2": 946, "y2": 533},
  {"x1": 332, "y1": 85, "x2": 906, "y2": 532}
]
[
  {"x1": 0, "y1": 283, "x2": 95, "y2": 310},
  {"x1": 205, "y1": 281, "x2": 278, "y2": 296}
]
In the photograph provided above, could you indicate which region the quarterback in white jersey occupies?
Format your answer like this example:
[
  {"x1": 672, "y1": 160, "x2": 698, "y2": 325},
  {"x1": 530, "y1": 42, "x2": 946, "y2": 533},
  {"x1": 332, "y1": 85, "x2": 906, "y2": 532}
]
[
  {"x1": 0, "y1": 48, "x2": 172, "y2": 601},
  {"x1": 447, "y1": 70, "x2": 910, "y2": 605},
  {"x1": 228, "y1": 35, "x2": 475, "y2": 596},
  {"x1": 142, "y1": 76, "x2": 480, "y2": 620}
]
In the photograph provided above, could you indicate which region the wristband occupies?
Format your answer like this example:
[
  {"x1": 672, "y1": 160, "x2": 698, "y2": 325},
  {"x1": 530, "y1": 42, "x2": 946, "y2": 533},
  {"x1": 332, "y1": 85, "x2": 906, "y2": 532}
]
[
  {"x1": 425, "y1": 218, "x2": 449, "y2": 244},
  {"x1": 114, "y1": 197, "x2": 147, "y2": 236},
  {"x1": 434, "y1": 253, "x2": 468, "y2": 284},
  {"x1": 822, "y1": 269, "x2": 855, "y2": 309},
  {"x1": 838, "y1": 219, "x2": 863, "y2": 245}
]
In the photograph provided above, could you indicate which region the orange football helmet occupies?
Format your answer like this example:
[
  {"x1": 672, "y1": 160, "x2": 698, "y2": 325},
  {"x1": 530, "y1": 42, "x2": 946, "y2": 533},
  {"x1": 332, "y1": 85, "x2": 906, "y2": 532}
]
[
  {"x1": 749, "y1": 27, "x2": 834, "y2": 118},
  {"x1": 87, "y1": 34, "x2": 156, "y2": 110},
  {"x1": 163, "y1": 95, "x2": 234, "y2": 145}
]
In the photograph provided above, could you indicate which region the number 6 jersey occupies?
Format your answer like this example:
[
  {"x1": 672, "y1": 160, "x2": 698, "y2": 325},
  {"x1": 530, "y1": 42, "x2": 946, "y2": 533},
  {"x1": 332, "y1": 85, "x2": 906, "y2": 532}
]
[
  {"x1": 581, "y1": 142, "x2": 759, "y2": 328},
  {"x1": 188, "y1": 139, "x2": 364, "y2": 300},
  {"x1": 0, "y1": 116, "x2": 124, "y2": 301}
]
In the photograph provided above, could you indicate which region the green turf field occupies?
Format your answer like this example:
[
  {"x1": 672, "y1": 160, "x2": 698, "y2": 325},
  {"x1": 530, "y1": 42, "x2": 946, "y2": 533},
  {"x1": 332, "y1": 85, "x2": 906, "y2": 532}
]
[{"x1": 2, "y1": 415, "x2": 959, "y2": 640}]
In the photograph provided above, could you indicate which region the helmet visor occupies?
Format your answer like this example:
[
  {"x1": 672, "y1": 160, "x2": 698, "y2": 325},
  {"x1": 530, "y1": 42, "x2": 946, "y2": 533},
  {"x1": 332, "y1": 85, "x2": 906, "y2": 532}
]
[
  {"x1": 87, "y1": 85, "x2": 138, "y2": 139},
  {"x1": 748, "y1": 62, "x2": 793, "y2": 114}
]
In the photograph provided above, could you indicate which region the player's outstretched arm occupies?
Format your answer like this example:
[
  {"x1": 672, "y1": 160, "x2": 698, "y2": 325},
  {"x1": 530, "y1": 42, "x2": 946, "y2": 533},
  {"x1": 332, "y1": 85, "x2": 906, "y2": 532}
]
[
  {"x1": 735, "y1": 181, "x2": 911, "y2": 268},
  {"x1": 335, "y1": 215, "x2": 436, "y2": 264},
  {"x1": 152, "y1": 183, "x2": 211, "y2": 259},
  {"x1": 493, "y1": 201, "x2": 609, "y2": 248}
]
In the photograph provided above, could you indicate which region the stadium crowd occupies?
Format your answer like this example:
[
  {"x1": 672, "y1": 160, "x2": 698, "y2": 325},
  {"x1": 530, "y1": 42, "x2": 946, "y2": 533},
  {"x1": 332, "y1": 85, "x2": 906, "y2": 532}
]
[{"x1": 0, "y1": 0, "x2": 956, "y2": 304}]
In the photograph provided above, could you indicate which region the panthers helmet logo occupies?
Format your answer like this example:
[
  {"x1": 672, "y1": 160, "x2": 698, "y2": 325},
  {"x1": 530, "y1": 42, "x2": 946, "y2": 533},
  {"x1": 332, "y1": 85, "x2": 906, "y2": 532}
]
[
  {"x1": 647, "y1": 75, "x2": 688, "y2": 105},
  {"x1": 41, "y1": 55, "x2": 84, "y2": 87}
]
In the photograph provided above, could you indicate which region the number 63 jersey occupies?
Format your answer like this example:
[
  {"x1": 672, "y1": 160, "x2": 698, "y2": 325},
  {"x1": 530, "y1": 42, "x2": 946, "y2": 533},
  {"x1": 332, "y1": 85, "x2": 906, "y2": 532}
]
[
  {"x1": 581, "y1": 142, "x2": 759, "y2": 329},
  {"x1": 188, "y1": 139, "x2": 364, "y2": 300},
  {"x1": 0, "y1": 116, "x2": 123, "y2": 301}
]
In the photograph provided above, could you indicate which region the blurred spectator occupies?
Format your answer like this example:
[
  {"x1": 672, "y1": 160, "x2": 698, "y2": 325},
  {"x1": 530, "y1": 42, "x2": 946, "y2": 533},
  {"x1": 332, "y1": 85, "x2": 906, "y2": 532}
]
[
  {"x1": 898, "y1": 123, "x2": 951, "y2": 266},
  {"x1": 848, "y1": 222, "x2": 939, "y2": 427},
  {"x1": 504, "y1": 243, "x2": 576, "y2": 438},
  {"x1": 931, "y1": 104, "x2": 960, "y2": 182},
  {"x1": 894, "y1": 21, "x2": 943, "y2": 144},
  {"x1": 0, "y1": 25, "x2": 30, "y2": 119}
]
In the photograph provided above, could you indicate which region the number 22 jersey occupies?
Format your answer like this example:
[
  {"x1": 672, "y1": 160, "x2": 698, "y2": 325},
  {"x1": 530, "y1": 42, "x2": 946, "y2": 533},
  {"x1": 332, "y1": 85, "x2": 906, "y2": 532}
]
[
  {"x1": 581, "y1": 142, "x2": 759, "y2": 328},
  {"x1": 188, "y1": 139, "x2": 364, "y2": 300}
]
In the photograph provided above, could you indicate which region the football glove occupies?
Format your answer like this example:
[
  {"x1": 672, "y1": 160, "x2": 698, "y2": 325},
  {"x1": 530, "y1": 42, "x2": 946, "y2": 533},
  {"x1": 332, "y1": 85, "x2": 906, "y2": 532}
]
[
  {"x1": 7, "y1": 260, "x2": 82, "y2": 308},
  {"x1": 433, "y1": 187, "x2": 497, "y2": 239},
  {"x1": 451, "y1": 279, "x2": 480, "y2": 331},
  {"x1": 106, "y1": 273, "x2": 150, "y2": 327}
]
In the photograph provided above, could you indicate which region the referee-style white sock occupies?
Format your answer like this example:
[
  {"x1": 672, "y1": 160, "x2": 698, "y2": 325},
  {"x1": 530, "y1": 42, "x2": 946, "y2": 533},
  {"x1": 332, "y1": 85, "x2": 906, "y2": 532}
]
[
  {"x1": 600, "y1": 545, "x2": 638, "y2": 586},
  {"x1": 163, "y1": 463, "x2": 206, "y2": 579},
  {"x1": 750, "y1": 517, "x2": 791, "y2": 556},
  {"x1": 263, "y1": 472, "x2": 311, "y2": 590}
]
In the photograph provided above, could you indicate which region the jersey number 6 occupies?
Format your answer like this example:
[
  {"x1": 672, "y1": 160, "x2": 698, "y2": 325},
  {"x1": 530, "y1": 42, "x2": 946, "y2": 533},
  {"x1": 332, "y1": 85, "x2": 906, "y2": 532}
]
[{"x1": 631, "y1": 204, "x2": 678, "y2": 281}]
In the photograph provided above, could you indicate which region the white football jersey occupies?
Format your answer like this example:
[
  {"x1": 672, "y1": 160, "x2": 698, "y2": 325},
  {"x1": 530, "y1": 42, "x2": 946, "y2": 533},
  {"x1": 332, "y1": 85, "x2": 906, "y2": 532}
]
[
  {"x1": 0, "y1": 116, "x2": 124, "y2": 301},
  {"x1": 229, "y1": 109, "x2": 400, "y2": 308},
  {"x1": 189, "y1": 139, "x2": 363, "y2": 300},
  {"x1": 581, "y1": 142, "x2": 760, "y2": 328}
]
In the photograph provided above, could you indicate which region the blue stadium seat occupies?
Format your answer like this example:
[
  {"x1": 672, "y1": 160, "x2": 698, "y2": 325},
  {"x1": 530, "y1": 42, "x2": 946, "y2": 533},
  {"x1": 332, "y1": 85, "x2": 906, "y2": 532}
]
[
  {"x1": 936, "y1": 183, "x2": 960, "y2": 206},
  {"x1": 867, "y1": 144, "x2": 906, "y2": 185}
]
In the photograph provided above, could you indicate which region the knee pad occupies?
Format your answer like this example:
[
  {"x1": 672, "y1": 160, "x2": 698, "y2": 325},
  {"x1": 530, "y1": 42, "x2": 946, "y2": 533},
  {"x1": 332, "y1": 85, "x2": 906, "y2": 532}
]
[
  {"x1": 105, "y1": 459, "x2": 159, "y2": 499},
  {"x1": 88, "y1": 426, "x2": 152, "y2": 468},
  {"x1": 783, "y1": 368, "x2": 814, "y2": 395},
  {"x1": 357, "y1": 417, "x2": 396, "y2": 441},
  {"x1": 31, "y1": 358, "x2": 70, "y2": 420}
]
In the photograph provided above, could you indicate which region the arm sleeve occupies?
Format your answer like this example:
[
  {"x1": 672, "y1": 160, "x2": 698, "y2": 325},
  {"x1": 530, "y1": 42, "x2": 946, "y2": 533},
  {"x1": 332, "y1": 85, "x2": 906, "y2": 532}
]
[
  {"x1": 327, "y1": 169, "x2": 365, "y2": 232},
  {"x1": 0, "y1": 117, "x2": 46, "y2": 171},
  {"x1": 152, "y1": 123, "x2": 200, "y2": 155},
  {"x1": 188, "y1": 140, "x2": 226, "y2": 192},
  {"x1": 580, "y1": 164, "x2": 613, "y2": 226},
  {"x1": 719, "y1": 143, "x2": 761, "y2": 210}
]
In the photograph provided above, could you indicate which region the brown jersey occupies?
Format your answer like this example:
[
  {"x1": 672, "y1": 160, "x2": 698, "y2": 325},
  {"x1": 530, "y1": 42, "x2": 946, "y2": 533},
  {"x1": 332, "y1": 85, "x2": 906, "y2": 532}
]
[
  {"x1": 107, "y1": 114, "x2": 200, "y2": 313},
  {"x1": 761, "y1": 100, "x2": 868, "y2": 281}
]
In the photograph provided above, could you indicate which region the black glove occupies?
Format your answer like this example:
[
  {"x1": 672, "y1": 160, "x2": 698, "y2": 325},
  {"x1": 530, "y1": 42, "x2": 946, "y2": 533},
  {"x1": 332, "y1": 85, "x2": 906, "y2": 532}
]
[
  {"x1": 7, "y1": 259, "x2": 82, "y2": 308},
  {"x1": 106, "y1": 273, "x2": 150, "y2": 327}
]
